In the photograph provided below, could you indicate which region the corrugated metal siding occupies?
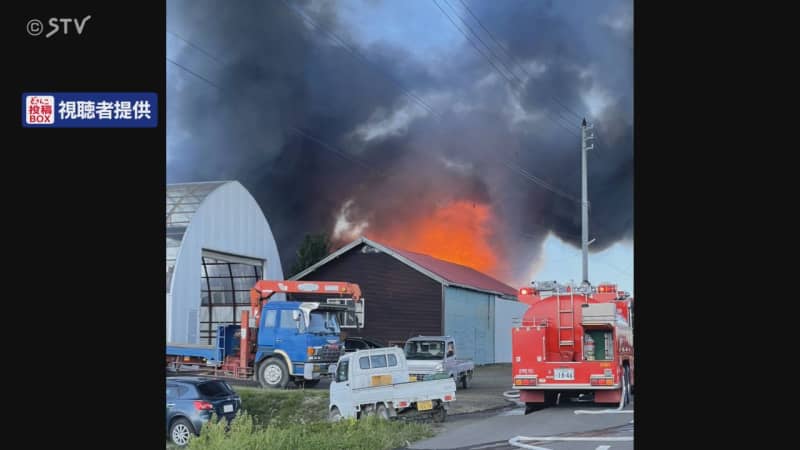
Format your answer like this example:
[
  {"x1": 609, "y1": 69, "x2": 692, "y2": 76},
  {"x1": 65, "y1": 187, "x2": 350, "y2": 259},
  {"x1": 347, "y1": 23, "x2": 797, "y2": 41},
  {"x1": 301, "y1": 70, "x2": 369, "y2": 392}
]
[
  {"x1": 294, "y1": 244, "x2": 442, "y2": 344},
  {"x1": 444, "y1": 287, "x2": 494, "y2": 365},
  {"x1": 167, "y1": 181, "x2": 284, "y2": 344},
  {"x1": 494, "y1": 297, "x2": 529, "y2": 363}
]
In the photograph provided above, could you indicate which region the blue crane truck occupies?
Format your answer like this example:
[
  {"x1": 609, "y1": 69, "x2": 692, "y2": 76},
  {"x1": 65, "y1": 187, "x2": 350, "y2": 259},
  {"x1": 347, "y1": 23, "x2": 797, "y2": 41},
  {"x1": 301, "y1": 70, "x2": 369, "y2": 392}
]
[{"x1": 166, "y1": 280, "x2": 363, "y2": 388}]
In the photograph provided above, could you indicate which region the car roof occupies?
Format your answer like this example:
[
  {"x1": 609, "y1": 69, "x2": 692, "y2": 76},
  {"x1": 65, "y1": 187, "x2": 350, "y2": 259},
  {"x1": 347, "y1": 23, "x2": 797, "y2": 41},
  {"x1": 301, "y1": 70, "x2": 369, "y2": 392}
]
[
  {"x1": 407, "y1": 335, "x2": 452, "y2": 341},
  {"x1": 348, "y1": 347, "x2": 403, "y2": 357},
  {"x1": 166, "y1": 376, "x2": 225, "y2": 385}
]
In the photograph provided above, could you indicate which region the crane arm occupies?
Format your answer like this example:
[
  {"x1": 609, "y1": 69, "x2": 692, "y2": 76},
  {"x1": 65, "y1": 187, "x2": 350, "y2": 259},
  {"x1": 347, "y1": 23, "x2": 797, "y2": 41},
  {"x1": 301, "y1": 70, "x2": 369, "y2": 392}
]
[{"x1": 249, "y1": 280, "x2": 363, "y2": 325}]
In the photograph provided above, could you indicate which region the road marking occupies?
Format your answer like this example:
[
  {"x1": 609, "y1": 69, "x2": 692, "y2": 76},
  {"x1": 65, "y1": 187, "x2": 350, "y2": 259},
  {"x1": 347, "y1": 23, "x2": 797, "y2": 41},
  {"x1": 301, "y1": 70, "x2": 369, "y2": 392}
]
[
  {"x1": 513, "y1": 437, "x2": 633, "y2": 441},
  {"x1": 574, "y1": 409, "x2": 634, "y2": 414},
  {"x1": 471, "y1": 443, "x2": 508, "y2": 449},
  {"x1": 596, "y1": 446, "x2": 611, "y2": 450},
  {"x1": 509, "y1": 435, "x2": 633, "y2": 450}
]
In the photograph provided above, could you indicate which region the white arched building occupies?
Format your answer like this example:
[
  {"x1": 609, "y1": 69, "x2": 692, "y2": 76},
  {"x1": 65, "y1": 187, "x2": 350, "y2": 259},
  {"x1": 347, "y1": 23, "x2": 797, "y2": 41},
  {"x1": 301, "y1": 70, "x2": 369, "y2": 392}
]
[{"x1": 166, "y1": 181, "x2": 283, "y2": 344}]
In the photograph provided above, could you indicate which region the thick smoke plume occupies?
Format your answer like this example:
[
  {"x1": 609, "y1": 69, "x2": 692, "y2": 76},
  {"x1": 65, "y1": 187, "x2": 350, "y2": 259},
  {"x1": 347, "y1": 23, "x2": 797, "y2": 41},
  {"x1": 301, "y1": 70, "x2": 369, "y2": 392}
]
[{"x1": 167, "y1": 0, "x2": 633, "y2": 286}]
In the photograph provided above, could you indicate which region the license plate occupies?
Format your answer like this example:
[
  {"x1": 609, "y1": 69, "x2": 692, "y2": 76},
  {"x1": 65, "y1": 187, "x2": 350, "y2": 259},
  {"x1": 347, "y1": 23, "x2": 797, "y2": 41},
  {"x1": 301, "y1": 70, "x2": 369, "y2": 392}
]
[
  {"x1": 554, "y1": 368, "x2": 574, "y2": 380},
  {"x1": 409, "y1": 375, "x2": 417, "y2": 382},
  {"x1": 417, "y1": 400, "x2": 433, "y2": 411},
  {"x1": 223, "y1": 404, "x2": 234, "y2": 413}
]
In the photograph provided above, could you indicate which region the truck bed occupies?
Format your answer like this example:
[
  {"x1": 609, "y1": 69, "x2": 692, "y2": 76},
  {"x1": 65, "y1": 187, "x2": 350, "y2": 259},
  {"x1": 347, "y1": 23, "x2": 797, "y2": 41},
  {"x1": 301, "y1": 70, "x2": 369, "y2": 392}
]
[
  {"x1": 408, "y1": 359, "x2": 474, "y2": 377},
  {"x1": 166, "y1": 343, "x2": 222, "y2": 362},
  {"x1": 350, "y1": 378, "x2": 456, "y2": 406}
]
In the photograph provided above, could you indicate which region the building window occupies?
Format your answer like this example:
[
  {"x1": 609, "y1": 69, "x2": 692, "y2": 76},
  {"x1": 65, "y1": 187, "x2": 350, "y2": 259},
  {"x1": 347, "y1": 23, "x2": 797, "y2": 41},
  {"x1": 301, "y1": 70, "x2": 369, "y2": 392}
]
[
  {"x1": 325, "y1": 298, "x2": 364, "y2": 328},
  {"x1": 200, "y1": 256, "x2": 263, "y2": 344}
]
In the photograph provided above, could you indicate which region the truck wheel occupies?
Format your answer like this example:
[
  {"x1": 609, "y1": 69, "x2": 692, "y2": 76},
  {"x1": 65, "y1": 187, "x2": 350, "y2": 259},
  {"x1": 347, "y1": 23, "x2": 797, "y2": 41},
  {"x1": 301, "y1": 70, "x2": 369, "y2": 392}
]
[
  {"x1": 524, "y1": 403, "x2": 544, "y2": 414},
  {"x1": 376, "y1": 404, "x2": 390, "y2": 420},
  {"x1": 361, "y1": 405, "x2": 375, "y2": 419},
  {"x1": 432, "y1": 405, "x2": 447, "y2": 423},
  {"x1": 329, "y1": 407, "x2": 343, "y2": 422},
  {"x1": 258, "y1": 358, "x2": 289, "y2": 389},
  {"x1": 460, "y1": 374, "x2": 469, "y2": 389}
]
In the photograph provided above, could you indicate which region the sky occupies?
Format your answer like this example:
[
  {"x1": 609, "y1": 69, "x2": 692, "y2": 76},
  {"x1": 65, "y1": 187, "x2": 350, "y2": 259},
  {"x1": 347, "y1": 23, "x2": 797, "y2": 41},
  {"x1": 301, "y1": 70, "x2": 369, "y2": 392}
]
[
  {"x1": 166, "y1": 0, "x2": 633, "y2": 293},
  {"x1": 532, "y1": 234, "x2": 633, "y2": 294}
]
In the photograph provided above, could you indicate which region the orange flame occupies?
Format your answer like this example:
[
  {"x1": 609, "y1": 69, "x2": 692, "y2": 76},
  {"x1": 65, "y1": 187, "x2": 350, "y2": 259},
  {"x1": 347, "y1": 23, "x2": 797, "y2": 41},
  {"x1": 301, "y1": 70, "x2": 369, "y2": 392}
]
[{"x1": 369, "y1": 200, "x2": 502, "y2": 275}]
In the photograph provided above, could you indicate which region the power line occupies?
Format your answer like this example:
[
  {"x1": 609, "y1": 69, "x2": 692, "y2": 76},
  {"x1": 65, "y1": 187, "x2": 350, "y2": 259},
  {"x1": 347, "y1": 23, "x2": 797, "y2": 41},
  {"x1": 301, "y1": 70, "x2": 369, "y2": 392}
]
[
  {"x1": 289, "y1": 127, "x2": 383, "y2": 174},
  {"x1": 167, "y1": 56, "x2": 382, "y2": 175},
  {"x1": 278, "y1": 0, "x2": 442, "y2": 120},
  {"x1": 168, "y1": 19, "x2": 582, "y2": 209},
  {"x1": 167, "y1": 57, "x2": 222, "y2": 90},
  {"x1": 500, "y1": 159, "x2": 580, "y2": 204},
  {"x1": 283, "y1": 1, "x2": 584, "y2": 198},
  {"x1": 456, "y1": 0, "x2": 585, "y2": 122},
  {"x1": 442, "y1": 0, "x2": 524, "y2": 86},
  {"x1": 431, "y1": 0, "x2": 518, "y2": 89},
  {"x1": 169, "y1": 35, "x2": 629, "y2": 268},
  {"x1": 168, "y1": 30, "x2": 222, "y2": 64},
  {"x1": 455, "y1": 0, "x2": 523, "y2": 79},
  {"x1": 431, "y1": 0, "x2": 580, "y2": 139}
]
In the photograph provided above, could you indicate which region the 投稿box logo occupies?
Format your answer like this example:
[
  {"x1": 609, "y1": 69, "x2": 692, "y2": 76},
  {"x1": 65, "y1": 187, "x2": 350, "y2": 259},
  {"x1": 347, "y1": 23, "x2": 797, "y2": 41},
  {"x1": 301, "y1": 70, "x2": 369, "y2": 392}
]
[{"x1": 25, "y1": 95, "x2": 55, "y2": 124}]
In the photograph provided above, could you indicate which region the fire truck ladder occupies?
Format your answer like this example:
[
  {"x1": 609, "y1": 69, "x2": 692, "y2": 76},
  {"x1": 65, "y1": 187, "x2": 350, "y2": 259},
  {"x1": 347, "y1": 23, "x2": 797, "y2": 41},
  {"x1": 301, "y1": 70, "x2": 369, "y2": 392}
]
[{"x1": 557, "y1": 290, "x2": 576, "y2": 347}]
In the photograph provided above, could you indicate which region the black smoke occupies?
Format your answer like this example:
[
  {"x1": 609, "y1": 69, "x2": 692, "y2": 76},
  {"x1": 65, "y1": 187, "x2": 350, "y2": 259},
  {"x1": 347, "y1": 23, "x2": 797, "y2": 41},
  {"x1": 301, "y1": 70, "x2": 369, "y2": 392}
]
[{"x1": 167, "y1": 0, "x2": 633, "y2": 286}]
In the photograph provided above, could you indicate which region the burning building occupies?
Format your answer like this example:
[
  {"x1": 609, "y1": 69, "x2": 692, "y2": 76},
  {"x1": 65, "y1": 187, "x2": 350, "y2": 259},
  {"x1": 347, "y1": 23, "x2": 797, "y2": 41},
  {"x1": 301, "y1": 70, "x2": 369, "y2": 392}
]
[{"x1": 291, "y1": 237, "x2": 528, "y2": 365}]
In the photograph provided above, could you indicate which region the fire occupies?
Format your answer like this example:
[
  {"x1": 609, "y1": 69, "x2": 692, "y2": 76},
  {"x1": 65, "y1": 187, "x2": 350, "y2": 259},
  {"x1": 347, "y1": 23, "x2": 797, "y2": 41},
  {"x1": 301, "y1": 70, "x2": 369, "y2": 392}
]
[{"x1": 369, "y1": 200, "x2": 501, "y2": 275}]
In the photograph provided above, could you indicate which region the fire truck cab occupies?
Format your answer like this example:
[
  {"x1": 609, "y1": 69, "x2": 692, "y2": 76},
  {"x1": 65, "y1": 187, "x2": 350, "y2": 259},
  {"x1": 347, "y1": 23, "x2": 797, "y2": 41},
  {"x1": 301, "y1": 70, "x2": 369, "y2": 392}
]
[{"x1": 512, "y1": 281, "x2": 633, "y2": 412}]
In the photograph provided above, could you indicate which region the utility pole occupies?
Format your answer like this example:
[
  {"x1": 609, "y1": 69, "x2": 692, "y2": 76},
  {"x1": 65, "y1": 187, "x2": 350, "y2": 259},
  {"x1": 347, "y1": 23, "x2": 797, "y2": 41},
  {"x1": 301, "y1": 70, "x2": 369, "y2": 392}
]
[{"x1": 581, "y1": 118, "x2": 595, "y2": 284}]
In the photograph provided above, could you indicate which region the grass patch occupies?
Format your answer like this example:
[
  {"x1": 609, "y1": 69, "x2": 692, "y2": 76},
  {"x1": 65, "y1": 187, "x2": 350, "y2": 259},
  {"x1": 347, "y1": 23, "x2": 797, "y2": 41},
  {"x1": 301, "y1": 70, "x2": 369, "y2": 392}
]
[
  {"x1": 187, "y1": 411, "x2": 434, "y2": 450},
  {"x1": 233, "y1": 386, "x2": 329, "y2": 426},
  {"x1": 169, "y1": 386, "x2": 434, "y2": 449}
]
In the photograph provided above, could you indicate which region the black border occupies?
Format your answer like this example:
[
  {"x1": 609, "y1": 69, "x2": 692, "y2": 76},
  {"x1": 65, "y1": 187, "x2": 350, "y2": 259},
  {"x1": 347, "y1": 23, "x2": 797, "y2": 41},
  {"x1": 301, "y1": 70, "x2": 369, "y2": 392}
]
[
  {"x1": 10, "y1": 1, "x2": 165, "y2": 447},
  {"x1": 633, "y1": 0, "x2": 759, "y2": 443}
]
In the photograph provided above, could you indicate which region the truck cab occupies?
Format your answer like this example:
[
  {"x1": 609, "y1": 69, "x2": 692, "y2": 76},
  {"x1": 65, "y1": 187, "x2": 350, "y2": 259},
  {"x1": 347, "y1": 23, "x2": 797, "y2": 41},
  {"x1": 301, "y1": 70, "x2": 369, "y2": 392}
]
[
  {"x1": 404, "y1": 336, "x2": 475, "y2": 389},
  {"x1": 255, "y1": 301, "x2": 345, "y2": 388}
]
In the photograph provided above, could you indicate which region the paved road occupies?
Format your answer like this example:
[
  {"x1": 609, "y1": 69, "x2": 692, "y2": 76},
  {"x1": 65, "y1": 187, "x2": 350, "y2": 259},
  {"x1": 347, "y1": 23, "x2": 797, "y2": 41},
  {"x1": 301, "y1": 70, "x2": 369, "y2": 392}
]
[{"x1": 411, "y1": 397, "x2": 634, "y2": 450}]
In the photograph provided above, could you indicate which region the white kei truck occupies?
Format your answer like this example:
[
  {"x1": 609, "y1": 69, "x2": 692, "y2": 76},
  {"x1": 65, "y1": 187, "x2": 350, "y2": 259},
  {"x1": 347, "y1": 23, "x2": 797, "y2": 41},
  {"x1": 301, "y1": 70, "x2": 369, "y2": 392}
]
[
  {"x1": 329, "y1": 347, "x2": 457, "y2": 422},
  {"x1": 404, "y1": 336, "x2": 475, "y2": 389}
]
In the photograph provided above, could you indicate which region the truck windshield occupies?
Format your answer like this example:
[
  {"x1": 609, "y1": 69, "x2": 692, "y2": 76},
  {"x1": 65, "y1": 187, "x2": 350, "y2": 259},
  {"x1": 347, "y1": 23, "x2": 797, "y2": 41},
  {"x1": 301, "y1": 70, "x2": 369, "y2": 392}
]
[
  {"x1": 404, "y1": 340, "x2": 445, "y2": 360},
  {"x1": 308, "y1": 310, "x2": 340, "y2": 335}
]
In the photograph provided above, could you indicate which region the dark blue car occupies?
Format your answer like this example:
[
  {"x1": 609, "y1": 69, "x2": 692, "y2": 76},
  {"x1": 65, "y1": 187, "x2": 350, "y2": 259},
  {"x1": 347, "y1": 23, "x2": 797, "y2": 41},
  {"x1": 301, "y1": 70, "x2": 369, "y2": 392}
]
[{"x1": 166, "y1": 377, "x2": 241, "y2": 446}]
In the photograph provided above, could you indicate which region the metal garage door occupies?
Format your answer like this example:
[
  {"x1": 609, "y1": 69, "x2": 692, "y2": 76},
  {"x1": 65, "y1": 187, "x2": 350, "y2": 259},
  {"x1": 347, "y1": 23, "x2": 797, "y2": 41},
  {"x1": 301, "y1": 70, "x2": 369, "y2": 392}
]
[{"x1": 444, "y1": 287, "x2": 494, "y2": 365}]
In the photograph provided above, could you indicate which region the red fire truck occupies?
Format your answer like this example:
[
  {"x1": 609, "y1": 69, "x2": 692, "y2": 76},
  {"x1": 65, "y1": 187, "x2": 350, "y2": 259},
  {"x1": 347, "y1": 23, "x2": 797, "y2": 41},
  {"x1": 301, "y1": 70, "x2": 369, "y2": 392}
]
[{"x1": 512, "y1": 281, "x2": 633, "y2": 413}]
